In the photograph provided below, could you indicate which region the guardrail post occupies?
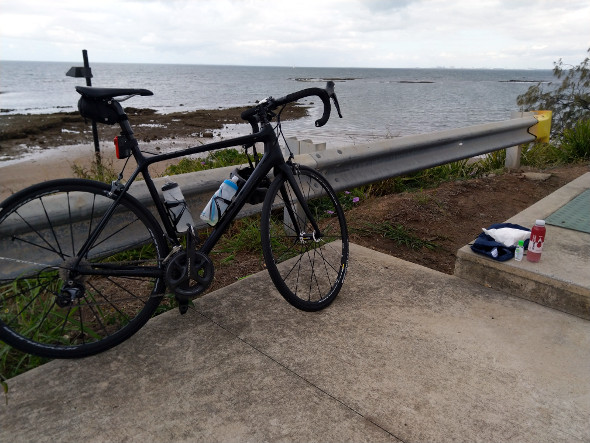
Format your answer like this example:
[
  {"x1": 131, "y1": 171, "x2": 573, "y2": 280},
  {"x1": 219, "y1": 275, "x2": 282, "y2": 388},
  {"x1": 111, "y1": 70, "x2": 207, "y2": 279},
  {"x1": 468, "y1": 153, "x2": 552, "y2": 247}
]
[
  {"x1": 299, "y1": 139, "x2": 326, "y2": 154},
  {"x1": 506, "y1": 111, "x2": 528, "y2": 169},
  {"x1": 506, "y1": 110, "x2": 552, "y2": 169},
  {"x1": 283, "y1": 137, "x2": 326, "y2": 156},
  {"x1": 284, "y1": 137, "x2": 300, "y2": 157}
]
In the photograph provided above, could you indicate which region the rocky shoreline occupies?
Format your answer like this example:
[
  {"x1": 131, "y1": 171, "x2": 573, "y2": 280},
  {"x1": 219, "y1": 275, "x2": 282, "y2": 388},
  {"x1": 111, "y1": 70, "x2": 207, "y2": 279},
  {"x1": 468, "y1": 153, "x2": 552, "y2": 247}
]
[
  {"x1": 0, "y1": 104, "x2": 308, "y2": 160},
  {"x1": 0, "y1": 105, "x2": 308, "y2": 199}
]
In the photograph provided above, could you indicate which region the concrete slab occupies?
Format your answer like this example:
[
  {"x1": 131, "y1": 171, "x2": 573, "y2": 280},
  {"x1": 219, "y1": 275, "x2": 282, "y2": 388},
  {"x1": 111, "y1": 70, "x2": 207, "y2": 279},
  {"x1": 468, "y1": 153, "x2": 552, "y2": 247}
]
[
  {"x1": 455, "y1": 172, "x2": 590, "y2": 320},
  {"x1": 2, "y1": 244, "x2": 589, "y2": 442}
]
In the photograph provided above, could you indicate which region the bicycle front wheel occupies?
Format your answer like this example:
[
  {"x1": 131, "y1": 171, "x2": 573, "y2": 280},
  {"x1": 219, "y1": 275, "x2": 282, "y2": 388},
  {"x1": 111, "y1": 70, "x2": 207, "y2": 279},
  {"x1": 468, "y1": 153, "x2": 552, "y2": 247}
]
[
  {"x1": 261, "y1": 165, "x2": 349, "y2": 311},
  {"x1": 0, "y1": 179, "x2": 168, "y2": 358}
]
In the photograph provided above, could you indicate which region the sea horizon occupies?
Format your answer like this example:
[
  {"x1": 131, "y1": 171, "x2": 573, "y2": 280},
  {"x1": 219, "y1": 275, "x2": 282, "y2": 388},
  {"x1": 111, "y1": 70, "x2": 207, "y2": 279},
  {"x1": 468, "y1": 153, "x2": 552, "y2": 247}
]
[
  {"x1": 1, "y1": 60, "x2": 554, "y2": 146},
  {"x1": 0, "y1": 58, "x2": 553, "y2": 70}
]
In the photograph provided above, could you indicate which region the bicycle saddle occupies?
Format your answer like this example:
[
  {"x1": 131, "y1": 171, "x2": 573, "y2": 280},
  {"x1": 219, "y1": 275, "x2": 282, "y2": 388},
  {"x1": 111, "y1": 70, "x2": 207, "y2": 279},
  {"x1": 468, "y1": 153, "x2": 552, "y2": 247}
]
[{"x1": 76, "y1": 86, "x2": 153, "y2": 99}]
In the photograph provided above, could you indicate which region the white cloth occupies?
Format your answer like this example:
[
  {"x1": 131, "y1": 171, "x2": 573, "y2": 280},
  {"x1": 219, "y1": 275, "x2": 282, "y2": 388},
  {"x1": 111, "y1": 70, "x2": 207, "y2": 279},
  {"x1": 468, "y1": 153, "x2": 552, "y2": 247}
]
[{"x1": 482, "y1": 227, "x2": 531, "y2": 247}]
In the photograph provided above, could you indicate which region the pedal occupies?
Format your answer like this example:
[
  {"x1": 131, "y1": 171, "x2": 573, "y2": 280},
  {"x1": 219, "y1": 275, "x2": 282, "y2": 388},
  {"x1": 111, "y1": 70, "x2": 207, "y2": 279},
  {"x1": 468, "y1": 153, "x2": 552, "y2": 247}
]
[{"x1": 176, "y1": 296, "x2": 190, "y2": 315}]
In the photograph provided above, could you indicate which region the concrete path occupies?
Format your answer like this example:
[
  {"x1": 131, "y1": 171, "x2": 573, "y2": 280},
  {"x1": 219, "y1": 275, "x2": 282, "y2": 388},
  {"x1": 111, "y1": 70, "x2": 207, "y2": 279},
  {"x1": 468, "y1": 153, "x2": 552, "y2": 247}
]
[{"x1": 2, "y1": 244, "x2": 589, "y2": 442}]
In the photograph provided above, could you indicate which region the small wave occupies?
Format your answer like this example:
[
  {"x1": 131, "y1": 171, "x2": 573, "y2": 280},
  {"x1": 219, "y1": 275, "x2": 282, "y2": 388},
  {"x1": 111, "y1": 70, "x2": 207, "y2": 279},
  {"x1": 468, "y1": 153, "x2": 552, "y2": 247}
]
[
  {"x1": 0, "y1": 105, "x2": 76, "y2": 115},
  {"x1": 291, "y1": 77, "x2": 358, "y2": 82},
  {"x1": 498, "y1": 80, "x2": 550, "y2": 83},
  {"x1": 137, "y1": 123, "x2": 167, "y2": 128}
]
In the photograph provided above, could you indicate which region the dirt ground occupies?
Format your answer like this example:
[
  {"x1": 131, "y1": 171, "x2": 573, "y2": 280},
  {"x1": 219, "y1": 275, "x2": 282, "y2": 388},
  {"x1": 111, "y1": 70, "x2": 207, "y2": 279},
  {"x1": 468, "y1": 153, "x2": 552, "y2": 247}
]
[
  {"x1": 346, "y1": 163, "x2": 589, "y2": 274},
  {"x1": 204, "y1": 163, "x2": 589, "y2": 294},
  {"x1": 1, "y1": 108, "x2": 588, "y2": 295}
]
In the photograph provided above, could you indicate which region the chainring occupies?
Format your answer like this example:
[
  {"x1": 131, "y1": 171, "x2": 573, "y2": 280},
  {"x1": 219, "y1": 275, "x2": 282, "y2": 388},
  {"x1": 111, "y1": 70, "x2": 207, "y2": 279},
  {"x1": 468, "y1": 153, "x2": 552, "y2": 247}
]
[{"x1": 164, "y1": 250, "x2": 214, "y2": 300}]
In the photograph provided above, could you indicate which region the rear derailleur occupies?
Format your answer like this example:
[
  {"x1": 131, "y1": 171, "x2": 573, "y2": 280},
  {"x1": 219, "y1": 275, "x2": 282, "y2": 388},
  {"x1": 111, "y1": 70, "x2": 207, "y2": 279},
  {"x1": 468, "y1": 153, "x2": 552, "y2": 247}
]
[{"x1": 164, "y1": 226, "x2": 214, "y2": 315}]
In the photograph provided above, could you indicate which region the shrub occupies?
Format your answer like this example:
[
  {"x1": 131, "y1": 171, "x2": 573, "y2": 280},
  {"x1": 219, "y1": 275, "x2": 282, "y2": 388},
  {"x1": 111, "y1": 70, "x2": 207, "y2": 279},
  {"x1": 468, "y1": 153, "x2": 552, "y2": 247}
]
[
  {"x1": 71, "y1": 154, "x2": 118, "y2": 183},
  {"x1": 560, "y1": 119, "x2": 590, "y2": 161},
  {"x1": 517, "y1": 48, "x2": 590, "y2": 135}
]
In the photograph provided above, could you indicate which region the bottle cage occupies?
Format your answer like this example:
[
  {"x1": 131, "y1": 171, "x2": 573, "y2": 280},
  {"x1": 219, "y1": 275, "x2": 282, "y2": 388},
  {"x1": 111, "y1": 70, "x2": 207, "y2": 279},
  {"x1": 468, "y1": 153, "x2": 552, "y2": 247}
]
[{"x1": 230, "y1": 167, "x2": 270, "y2": 205}]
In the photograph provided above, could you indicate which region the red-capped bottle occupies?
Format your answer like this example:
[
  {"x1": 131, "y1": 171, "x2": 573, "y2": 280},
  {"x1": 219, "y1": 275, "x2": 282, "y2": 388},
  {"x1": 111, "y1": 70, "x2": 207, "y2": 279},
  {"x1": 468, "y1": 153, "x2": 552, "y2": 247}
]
[{"x1": 526, "y1": 219, "x2": 546, "y2": 262}]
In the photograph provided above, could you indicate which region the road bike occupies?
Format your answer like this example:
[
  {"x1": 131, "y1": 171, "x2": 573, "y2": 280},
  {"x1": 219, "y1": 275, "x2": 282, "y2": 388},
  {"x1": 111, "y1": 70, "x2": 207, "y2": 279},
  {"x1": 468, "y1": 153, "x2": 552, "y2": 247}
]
[{"x1": 0, "y1": 82, "x2": 349, "y2": 358}]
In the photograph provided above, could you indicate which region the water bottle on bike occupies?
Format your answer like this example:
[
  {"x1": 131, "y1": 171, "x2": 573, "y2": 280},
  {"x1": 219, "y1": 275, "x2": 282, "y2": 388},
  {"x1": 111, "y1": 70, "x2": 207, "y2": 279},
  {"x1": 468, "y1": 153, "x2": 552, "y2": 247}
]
[
  {"x1": 200, "y1": 176, "x2": 239, "y2": 226},
  {"x1": 162, "y1": 179, "x2": 195, "y2": 232}
]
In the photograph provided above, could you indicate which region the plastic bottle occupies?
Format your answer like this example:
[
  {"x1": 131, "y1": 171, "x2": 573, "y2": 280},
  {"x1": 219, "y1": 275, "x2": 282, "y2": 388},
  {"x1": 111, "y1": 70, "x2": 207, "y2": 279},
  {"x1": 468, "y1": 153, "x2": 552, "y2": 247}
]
[
  {"x1": 200, "y1": 176, "x2": 239, "y2": 226},
  {"x1": 514, "y1": 240, "x2": 524, "y2": 261},
  {"x1": 162, "y1": 181, "x2": 195, "y2": 232},
  {"x1": 526, "y1": 219, "x2": 546, "y2": 262}
]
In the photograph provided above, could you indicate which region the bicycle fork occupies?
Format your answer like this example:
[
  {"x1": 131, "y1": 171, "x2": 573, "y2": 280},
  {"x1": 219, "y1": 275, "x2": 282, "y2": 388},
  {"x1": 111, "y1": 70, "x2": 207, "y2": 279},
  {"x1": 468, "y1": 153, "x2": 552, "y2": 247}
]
[{"x1": 277, "y1": 162, "x2": 323, "y2": 242}]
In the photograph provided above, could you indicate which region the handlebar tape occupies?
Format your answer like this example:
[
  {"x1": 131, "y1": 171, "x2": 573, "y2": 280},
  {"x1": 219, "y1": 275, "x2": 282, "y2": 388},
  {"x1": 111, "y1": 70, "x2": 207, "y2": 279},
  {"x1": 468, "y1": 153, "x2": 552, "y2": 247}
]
[
  {"x1": 240, "y1": 86, "x2": 332, "y2": 127},
  {"x1": 274, "y1": 87, "x2": 331, "y2": 127}
]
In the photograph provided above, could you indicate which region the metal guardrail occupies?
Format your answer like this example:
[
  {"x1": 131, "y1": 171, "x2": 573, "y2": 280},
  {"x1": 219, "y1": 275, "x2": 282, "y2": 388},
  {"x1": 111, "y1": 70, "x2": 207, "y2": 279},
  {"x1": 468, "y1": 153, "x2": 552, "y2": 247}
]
[
  {"x1": 0, "y1": 115, "x2": 543, "y2": 240},
  {"x1": 301, "y1": 115, "x2": 539, "y2": 192},
  {"x1": 0, "y1": 115, "x2": 545, "y2": 278},
  {"x1": 132, "y1": 115, "x2": 540, "y2": 228}
]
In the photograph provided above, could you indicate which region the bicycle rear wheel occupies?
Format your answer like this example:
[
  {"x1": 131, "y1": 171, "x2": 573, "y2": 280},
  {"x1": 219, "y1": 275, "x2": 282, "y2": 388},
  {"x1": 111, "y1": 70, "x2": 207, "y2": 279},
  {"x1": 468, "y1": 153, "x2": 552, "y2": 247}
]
[
  {"x1": 260, "y1": 165, "x2": 349, "y2": 311},
  {"x1": 0, "y1": 179, "x2": 168, "y2": 358}
]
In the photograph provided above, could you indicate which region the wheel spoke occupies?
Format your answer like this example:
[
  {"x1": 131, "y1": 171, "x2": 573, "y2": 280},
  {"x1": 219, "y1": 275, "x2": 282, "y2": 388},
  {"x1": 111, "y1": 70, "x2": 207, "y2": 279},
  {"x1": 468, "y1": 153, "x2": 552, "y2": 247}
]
[
  {"x1": 85, "y1": 216, "x2": 142, "y2": 257},
  {"x1": 0, "y1": 180, "x2": 166, "y2": 358},
  {"x1": 39, "y1": 197, "x2": 66, "y2": 261},
  {"x1": 11, "y1": 208, "x2": 69, "y2": 260}
]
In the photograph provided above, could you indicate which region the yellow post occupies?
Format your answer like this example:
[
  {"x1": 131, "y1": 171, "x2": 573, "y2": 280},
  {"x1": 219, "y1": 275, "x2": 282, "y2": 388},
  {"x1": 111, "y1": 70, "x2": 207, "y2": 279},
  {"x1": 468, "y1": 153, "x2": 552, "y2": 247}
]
[{"x1": 530, "y1": 110, "x2": 552, "y2": 143}]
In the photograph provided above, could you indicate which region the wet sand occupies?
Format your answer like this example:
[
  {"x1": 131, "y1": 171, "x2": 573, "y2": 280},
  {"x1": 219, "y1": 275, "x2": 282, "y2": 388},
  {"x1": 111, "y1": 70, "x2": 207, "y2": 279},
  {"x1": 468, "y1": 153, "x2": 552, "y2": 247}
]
[{"x1": 0, "y1": 143, "x2": 183, "y2": 200}]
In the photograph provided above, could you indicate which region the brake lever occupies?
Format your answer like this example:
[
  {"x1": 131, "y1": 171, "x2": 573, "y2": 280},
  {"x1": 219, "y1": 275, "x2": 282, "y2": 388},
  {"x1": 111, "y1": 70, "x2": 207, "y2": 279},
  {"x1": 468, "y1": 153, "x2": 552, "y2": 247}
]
[{"x1": 325, "y1": 81, "x2": 343, "y2": 118}]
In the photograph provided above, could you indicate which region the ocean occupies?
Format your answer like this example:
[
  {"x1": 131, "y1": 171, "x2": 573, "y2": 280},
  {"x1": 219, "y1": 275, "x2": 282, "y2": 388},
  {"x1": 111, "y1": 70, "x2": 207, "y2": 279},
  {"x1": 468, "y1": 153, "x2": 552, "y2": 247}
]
[{"x1": 0, "y1": 61, "x2": 554, "y2": 145}]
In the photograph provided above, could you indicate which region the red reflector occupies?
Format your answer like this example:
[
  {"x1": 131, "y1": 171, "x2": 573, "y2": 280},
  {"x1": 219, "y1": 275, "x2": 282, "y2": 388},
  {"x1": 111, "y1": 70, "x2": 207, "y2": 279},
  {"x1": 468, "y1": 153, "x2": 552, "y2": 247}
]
[
  {"x1": 114, "y1": 135, "x2": 131, "y2": 159},
  {"x1": 114, "y1": 136, "x2": 122, "y2": 159}
]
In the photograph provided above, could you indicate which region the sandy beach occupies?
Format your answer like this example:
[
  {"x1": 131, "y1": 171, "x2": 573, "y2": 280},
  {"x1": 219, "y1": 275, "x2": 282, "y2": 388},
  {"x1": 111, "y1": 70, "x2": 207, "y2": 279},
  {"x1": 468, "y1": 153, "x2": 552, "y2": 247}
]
[
  {"x1": 0, "y1": 142, "x2": 185, "y2": 200},
  {"x1": 0, "y1": 105, "x2": 308, "y2": 200}
]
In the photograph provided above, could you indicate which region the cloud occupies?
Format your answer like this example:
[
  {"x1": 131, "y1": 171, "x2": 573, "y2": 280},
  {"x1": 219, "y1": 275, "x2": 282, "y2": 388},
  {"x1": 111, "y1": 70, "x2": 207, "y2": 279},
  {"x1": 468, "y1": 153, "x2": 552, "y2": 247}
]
[{"x1": 0, "y1": 0, "x2": 589, "y2": 68}]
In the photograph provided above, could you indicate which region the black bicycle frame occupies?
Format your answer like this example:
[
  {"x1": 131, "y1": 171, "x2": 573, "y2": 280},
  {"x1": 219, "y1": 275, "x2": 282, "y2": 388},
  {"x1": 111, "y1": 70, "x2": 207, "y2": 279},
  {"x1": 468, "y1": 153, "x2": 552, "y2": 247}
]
[{"x1": 74, "y1": 116, "x2": 321, "y2": 278}]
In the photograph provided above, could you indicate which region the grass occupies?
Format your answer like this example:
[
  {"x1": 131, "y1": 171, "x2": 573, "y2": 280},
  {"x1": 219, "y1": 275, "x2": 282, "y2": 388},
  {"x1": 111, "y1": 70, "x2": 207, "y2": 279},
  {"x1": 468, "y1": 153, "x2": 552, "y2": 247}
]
[
  {"x1": 521, "y1": 120, "x2": 590, "y2": 167},
  {"x1": 352, "y1": 222, "x2": 438, "y2": 250},
  {"x1": 560, "y1": 119, "x2": 590, "y2": 161},
  {"x1": 211, "y1": 216, "x2": 264, "y2": 263},
  {"x1": 71, "y1": 148, "x2": 252, "y2": 185},
  {"x1": 71, "y1": 153, "x2": 120, "y2": 183},
  {"x1": 163, "y1": 148, "x2": 252, "y2": 176},
  {"x1": 0, "y1": 273, "x2": 60, "y2": 383}
]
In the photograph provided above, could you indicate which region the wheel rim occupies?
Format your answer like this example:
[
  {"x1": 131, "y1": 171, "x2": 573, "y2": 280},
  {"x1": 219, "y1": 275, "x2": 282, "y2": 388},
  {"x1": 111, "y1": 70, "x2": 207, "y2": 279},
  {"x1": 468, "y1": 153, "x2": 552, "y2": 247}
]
[{"x1": 0, "y1": 183, "x2": 165, "y2": 355}]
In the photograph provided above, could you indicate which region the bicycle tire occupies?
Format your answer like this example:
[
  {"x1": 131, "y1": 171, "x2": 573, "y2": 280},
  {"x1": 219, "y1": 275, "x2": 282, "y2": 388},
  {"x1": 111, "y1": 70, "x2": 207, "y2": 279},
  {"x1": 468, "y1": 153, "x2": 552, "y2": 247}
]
[
  {"x1": 260, "y1": 165, "x2": 349, "y2": 311},
  {"x1": 0, "y1": 179, "x2": 168, "y2": 358}
]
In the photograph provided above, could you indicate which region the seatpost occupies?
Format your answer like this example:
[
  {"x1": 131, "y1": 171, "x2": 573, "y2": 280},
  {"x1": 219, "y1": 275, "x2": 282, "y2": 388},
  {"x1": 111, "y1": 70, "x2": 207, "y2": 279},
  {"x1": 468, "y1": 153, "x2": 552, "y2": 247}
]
[
  {"x1": 120, "y1": 119, "x2": 135, "y2": 138},
  {"x1": 109, "y1": 100, "x2": 134, "y2": 137}
]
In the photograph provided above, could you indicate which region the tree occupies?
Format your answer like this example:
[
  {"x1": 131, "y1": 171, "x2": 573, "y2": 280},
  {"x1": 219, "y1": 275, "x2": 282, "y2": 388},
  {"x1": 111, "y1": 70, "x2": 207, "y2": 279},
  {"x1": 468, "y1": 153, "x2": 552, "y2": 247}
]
[{"x1": 517, "y1": 48, "x2": 590, "y2": 135}]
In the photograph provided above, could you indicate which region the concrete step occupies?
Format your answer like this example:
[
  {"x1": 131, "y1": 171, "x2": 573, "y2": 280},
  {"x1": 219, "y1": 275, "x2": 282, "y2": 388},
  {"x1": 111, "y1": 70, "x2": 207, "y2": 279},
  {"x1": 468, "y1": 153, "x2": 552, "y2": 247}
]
[{"x1": 454, "y1": 172, "x2": 590, "y2": 320}]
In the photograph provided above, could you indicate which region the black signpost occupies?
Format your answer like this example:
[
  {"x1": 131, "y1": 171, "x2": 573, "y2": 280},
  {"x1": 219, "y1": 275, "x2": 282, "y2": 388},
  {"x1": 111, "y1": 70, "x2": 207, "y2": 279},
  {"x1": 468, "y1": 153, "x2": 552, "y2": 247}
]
[{"x1": 66, "y1": 49, "x2": 100, "y2": 154}]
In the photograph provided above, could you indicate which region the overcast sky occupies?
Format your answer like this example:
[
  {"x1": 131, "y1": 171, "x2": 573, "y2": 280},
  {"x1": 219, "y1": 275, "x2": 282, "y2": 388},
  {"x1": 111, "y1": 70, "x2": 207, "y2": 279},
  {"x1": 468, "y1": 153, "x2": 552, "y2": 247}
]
[{"x1": 1, "y1": 0, "x2": 589, "y2": 69}]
